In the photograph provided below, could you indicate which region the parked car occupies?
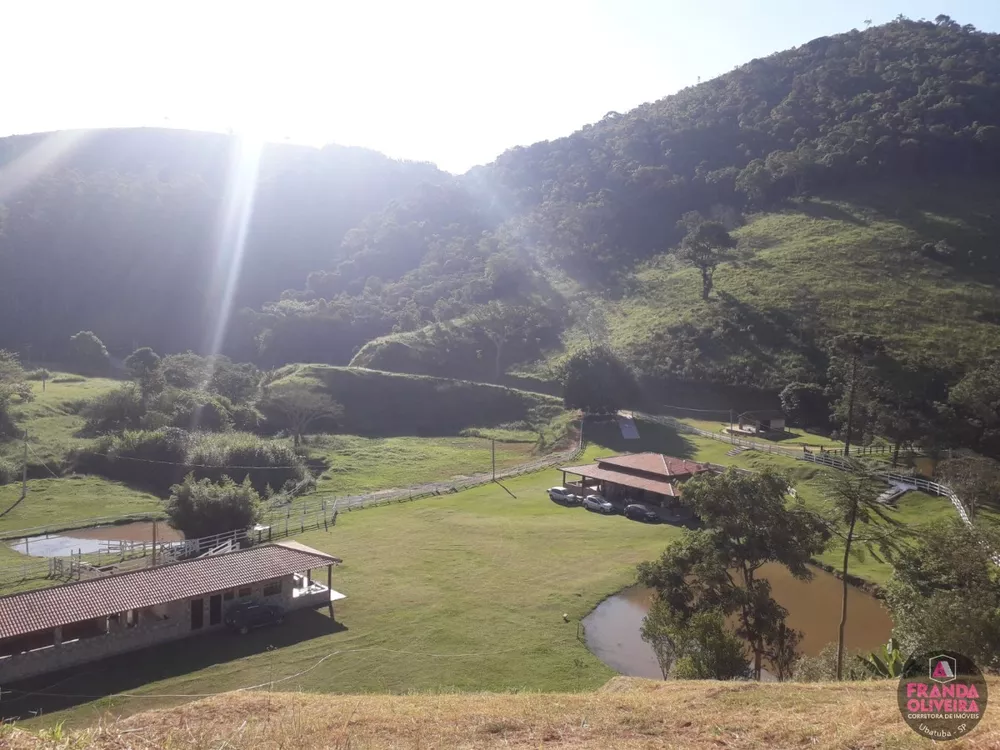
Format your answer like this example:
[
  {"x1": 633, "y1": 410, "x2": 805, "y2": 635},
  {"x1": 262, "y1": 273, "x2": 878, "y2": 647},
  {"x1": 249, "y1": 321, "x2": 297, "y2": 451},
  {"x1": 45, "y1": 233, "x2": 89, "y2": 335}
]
[
  {"x1": 548, "y1": 487, "x2": 581, "y2": 505},
  {"x1": 225, "y1": 601, "x2": 286, "y2": 634},
  {"x1": 582, "y1": 494, "x2": 615, "y2": 514},
  {"x1": 624, "y1": 503, "x2": 660, "y2": 523}
]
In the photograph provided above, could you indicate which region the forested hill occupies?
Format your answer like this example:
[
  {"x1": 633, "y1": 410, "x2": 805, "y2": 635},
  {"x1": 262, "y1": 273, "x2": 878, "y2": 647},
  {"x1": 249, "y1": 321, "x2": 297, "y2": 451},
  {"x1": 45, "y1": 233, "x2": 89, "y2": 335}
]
[
  {"x1": 0, "y1": 129, "x2": 446, "y2": 356},
  {"x1": 2, "y1": 17, "x2": 1000, "y2": 393}
]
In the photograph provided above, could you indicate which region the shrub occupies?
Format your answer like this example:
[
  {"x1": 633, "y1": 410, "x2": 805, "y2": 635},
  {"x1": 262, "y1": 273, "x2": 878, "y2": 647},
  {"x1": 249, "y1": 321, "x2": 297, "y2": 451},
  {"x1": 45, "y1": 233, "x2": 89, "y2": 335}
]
[
  {"x1": 160, "y1": 352, "x2": 211, "y2": 389},
  {"x1": 82, "y1": 385, "x2": 145, "y2": 434},
  {"x1": 74, "y1": 427, "x2": 192, "y2": 491},
  {"x1": 0, "y1": 458, "x2": 17, "y2": 485},
  {"x1": 25, "y1": 368, "x2": 52, "y2": 381},
  {"x1": 186, "y1": 432, "x2": 307, "y2": 494},
  {"x1": 51, "y1": 375, "x2": 86, "y2": 384},
  {"x1": 167, "y1": 474, "x2": 262, "y2": 538},
  {"x1": 151, "y1": 388, "x2": 234, "y2": 432}
]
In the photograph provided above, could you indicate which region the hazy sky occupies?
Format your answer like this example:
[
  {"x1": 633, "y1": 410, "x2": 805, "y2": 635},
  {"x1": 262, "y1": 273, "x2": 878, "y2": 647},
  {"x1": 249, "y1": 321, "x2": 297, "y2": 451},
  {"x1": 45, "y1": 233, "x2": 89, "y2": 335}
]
[{"x1": 4, "y1": 1, "x2": 999, "y2": 173}]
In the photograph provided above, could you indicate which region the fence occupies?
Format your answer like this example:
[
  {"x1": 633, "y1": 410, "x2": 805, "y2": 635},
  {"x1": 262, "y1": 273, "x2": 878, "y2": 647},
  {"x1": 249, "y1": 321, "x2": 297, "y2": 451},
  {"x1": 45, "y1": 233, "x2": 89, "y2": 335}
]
[{"x1": 0, "y1": 422, "x2": 586, "y2": 591}]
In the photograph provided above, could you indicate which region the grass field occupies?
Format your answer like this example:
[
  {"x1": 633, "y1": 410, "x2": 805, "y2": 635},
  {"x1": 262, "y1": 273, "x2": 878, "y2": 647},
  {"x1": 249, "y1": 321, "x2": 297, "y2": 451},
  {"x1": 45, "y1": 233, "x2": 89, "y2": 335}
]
[
  {"x1": 2, "y1": 417, "x2": 974, "y2": 728},
  {"x1": 0, "y1": 477, "x2": 163, "y2": 538},
  {"x1": 0, "y1": 375, "x2": 120, "y2": 469},
  {"x1": 306, "y1": 434, "x2": 541, "y2": 495},
  {"x1": 672, "y1": 416, "x2": 845, "y2": 449}
]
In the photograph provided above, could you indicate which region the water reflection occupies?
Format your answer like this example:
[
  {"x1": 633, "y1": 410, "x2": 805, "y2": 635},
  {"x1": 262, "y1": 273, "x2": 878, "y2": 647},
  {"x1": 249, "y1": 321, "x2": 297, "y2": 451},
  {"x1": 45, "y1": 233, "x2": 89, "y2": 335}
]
[{"x1": 583, "y1": 563, "x2": 893, "y2": 678}]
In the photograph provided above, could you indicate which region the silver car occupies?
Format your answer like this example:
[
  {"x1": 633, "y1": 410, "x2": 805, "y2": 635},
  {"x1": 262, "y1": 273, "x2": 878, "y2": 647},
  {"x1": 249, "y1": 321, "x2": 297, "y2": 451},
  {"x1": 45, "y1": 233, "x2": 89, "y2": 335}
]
[{"x1": 582, "y1": 494, "x2": 615, "y2": 514}]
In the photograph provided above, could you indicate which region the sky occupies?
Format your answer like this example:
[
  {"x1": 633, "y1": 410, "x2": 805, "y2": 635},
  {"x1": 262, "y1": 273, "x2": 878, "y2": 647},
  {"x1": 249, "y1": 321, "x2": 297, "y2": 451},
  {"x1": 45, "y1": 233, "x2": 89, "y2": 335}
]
[{"x1": 3, "y1": 1, "x2": 999, "y2": 173}]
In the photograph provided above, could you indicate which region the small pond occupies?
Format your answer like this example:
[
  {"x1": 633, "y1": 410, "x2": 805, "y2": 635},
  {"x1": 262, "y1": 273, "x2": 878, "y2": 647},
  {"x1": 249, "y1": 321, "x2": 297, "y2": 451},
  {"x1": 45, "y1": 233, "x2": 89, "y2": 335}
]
[
  {"x1": 8, "y1": 522, "x2": 183, "y2": 557},
  {"x1": 583, "y1": 562, "x2": 893, "y2": 678}
]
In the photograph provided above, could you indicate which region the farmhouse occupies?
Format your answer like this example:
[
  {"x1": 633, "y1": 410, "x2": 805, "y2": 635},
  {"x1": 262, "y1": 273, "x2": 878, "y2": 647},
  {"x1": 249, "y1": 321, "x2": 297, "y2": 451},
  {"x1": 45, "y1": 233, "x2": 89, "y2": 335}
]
[
  {"x1": 560, "y1": 452, "x2": 713, "y2": 513},
  {"x1": 0, "y1": 541, "x2": 343, "y2": 682},
  {"x1": 736, "y1": 409, "x2": 787, "y2": 435}
]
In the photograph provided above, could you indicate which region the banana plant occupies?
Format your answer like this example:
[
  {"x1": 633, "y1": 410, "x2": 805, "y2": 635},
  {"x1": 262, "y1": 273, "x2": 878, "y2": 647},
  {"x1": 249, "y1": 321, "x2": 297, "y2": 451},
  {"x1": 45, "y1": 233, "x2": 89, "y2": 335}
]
[{"x1": 858, "y1": 637, "x2": 905, "y2": 678}]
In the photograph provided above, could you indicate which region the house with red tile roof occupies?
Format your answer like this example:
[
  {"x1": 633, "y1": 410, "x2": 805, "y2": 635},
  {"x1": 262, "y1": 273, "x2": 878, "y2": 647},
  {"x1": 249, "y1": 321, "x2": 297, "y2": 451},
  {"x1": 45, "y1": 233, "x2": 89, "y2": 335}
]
[
  {"x1": 559, "y1": 452, "x2": 714, "y2": 514},
  {"x1": 0, "y1": 541, "x2": 343, "y2": 682}
]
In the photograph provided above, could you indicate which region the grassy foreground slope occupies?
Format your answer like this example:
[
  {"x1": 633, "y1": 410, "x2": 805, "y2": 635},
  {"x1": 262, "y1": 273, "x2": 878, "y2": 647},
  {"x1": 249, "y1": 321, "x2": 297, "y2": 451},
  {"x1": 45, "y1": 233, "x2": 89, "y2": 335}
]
[{"x1": 7, "y1": 678, "x2": 1000, "y2": 749}]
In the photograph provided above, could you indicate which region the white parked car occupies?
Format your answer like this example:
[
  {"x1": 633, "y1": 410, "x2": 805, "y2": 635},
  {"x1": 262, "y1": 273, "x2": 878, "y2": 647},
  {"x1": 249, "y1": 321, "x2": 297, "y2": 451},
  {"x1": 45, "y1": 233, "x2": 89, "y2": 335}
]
[
  {"x1": 548, "y1": 486, "x2": 581, "y2": 505},
  {"x1": 582, "y1": 494, "x2": 615, "y2": 514}
]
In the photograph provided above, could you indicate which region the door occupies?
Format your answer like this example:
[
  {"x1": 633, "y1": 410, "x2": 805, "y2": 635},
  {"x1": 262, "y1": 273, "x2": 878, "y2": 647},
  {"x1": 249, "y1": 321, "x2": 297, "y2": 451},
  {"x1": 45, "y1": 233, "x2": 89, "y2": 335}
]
[
  {"x1": 209, "y1": 594, "x2": 222, "y2": 626},
  {"x1": 191, "y1": 598, "x2": 204, "y2": 630}
]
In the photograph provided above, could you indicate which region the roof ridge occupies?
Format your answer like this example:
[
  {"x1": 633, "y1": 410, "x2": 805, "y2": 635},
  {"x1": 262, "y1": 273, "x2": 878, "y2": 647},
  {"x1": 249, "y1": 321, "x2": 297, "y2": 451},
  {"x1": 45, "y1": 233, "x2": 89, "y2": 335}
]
[{"x1": 0, "y1": 541, "x2": 337, "y2": 603}]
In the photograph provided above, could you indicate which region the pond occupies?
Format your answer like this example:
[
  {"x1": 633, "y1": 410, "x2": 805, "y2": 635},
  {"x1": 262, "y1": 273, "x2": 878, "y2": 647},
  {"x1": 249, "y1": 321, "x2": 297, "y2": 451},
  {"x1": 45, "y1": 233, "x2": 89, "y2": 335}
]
[
  {"x1": 582, "y1": 563, "x2": 893, "y2": 679},
  {"x1": 8, "y1": 522, "x2": 183, "y2": 557}
]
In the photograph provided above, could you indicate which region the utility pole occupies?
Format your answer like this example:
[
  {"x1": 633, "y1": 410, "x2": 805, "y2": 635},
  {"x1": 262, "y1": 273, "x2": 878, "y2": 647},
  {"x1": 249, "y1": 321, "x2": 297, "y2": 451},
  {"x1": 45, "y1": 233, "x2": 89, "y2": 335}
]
[
  {"x1": 151, "y1": 519, "x2": 157, "y2": 567},
  {"x1": 492, "y1": 438, "x2": 496, "y2": 481},
  {"x1": 729, "y1": 410, "x2": 734, "y2": 443},
  {"x1": 21, "y1": 430, "x2": 28, "y2": 500}
]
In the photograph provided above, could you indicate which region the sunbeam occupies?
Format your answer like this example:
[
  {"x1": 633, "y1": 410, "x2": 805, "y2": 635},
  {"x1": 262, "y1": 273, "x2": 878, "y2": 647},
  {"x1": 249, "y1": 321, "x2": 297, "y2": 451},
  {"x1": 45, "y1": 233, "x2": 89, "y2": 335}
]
[
  {"x1": 194, "y1": 132, "x2": 263, "y2": 429},
  {"x1": 0, "y1": 129, "x2": 91, "y2": 202}
]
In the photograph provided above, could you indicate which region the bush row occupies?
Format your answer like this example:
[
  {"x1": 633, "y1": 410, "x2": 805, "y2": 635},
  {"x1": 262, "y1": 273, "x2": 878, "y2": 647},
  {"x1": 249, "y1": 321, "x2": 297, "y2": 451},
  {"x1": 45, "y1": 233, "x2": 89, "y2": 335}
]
[{"x1": 73, "y1": 428, "x2": 306, "y2": 496}]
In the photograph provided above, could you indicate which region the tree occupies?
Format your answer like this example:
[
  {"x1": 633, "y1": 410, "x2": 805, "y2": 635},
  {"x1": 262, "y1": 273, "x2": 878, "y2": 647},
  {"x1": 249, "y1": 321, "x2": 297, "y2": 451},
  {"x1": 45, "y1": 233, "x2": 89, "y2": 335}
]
[
  {"x1": 827, "y1": 334, "x2": 884, "y2": 456},
  {"x1": 820, "y1": 458, "x2": 902, "y2": 680},
  {"x1": 166, "y1": 474, "x2": 262, "y2": 538},
  {"x1": 69, "y1": 331, "x2": 110, "y2": 375},
  {"x1": 885, "y1": 521, "x2": 1000, "y2": 671},
  {"x1": 468, "y1": 301, "x2": 540, "y2": 381},
  {"x1": 0, "y1": 350, "x2": 33, "y2": 436},
  {"x1": 124, "y1": 347, "x2": 160, "y2": 380},
  {"x1": 938, "y1": 456, "x2": 1000, "y2": 520},
  {"x1": 209, "y1": 361, "x2": 261, "y2": 404},
  {"x1": 561, "y1": 345, "x2": 639, "y2": 414},
  {"x1": 124, "y1": 346, "x2": 164, "y2": 399},
  {"x1": 779, "y1": 382, "x2": 829, "y2": 428},
  {"x1": 949, "y1": 356, "x2": 1000, "y2": 457},
  {"x1": 676, "y1": 218, "x2": 737, "y2": 301},
  {"x1": 260, "y1": 382, "x2": 343, "y2": 446},
  {"x1": 638, "y1": 468, "x2": 827, "y2": 679},
  {"x1": 642, "y1": 599, "x2": 749, "y2": 680}
]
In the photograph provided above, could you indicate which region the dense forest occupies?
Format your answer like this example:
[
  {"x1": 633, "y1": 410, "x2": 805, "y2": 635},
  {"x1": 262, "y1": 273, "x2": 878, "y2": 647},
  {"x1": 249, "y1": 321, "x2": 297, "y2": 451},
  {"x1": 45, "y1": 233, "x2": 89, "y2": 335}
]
[{"x1": 1, "y1": 17, "x2": 1000, "y2": 453}]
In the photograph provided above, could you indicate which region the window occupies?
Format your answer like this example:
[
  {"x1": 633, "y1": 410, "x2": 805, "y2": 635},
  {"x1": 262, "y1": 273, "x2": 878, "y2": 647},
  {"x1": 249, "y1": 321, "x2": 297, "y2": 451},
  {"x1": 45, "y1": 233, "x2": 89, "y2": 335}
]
[
  {"x1": 224, "y1": 591, "x2": 235, "y2": 601},
  {"x1": 238, "y1": 587, "x2": 252, "y2": 598},
  {"x1": 263, "y1": 580, "x2": 282, "y2": 597}
]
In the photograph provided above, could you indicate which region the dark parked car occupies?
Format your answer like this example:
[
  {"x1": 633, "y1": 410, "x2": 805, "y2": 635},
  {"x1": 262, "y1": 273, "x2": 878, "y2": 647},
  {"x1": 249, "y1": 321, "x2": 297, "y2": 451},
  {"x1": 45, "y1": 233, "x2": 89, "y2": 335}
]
[
  {"x1": 225, "y1": 601, "x2": 286, "y2": 634},
  {"x1": 624, "y1": 503, "x2": 660, "y2": 523}
]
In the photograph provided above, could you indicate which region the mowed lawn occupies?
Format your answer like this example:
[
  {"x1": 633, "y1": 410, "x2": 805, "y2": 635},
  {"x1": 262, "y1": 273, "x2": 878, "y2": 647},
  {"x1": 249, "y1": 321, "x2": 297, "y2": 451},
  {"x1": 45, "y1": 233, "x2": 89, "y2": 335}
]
[
  {"x1": 14, "y1": 447, "x2": 682, "y2": 727},
  {"x1": 0, "y1": 477, "x2": 163, "y2": 538},
  {"x1": 306, "y1": 435, "x2": 540, "y2": 495}
]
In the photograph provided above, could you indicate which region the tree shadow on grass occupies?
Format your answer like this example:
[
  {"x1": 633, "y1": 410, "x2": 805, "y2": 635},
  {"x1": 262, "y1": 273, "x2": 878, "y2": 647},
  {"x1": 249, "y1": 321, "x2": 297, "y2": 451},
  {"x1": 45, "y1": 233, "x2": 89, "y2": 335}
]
[
  {"x1": 791, "y1": 199, "x2": 867, "y2": 226},
  {"x1": 1, "y1": 608, "x2": 346, "y2": 724},
  {"x1": 583, "y1": 416, "x2": 696, "y2": 459}
]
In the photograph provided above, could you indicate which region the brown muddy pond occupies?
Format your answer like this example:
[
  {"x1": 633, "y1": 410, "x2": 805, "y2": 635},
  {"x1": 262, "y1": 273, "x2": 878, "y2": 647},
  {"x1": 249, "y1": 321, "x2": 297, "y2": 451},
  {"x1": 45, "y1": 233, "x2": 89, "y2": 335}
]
[
  {"x1": 9, "y1": 522, "x2": 183, "y2": 557},
  {"x1": 582, "y1": 562, "x2": 893, "y2": 679}
]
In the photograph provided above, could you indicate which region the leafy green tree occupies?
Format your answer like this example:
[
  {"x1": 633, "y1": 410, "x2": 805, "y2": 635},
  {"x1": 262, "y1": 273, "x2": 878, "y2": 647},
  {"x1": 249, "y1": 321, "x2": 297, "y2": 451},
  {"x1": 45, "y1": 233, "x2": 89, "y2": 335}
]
[
  {"x1": 0, "y1": 350, "x2": 33, "y2": 435},
  {"x1": 676, "y1": 218, "x2": 737, "y2": 301},
  {"x1": 642, "y1": 599, "x2": 749, "y2": 680},
  {"x1": 468, "y1": 301, "x2": 541, "y2": 381},
  {"x1": 949, "y1": 356, "x2": 1000, "y2": 456},
  {"x1": 884, "y1": 521, "x2": 1000, "y2": 671},
  {"x1": 779, "y1": 382, "x2": 829, "y2": 428},
  {"x1": 209, "y1": 361, "x2": 261, "y2": 404},
  {"x1": 69, "y1": 331, "x2": 110, "y2": 375},
  {"x1": 260, "y1": 381, "x2": 343, "y2": 446},
  {"x1": 124, "y1": 347, "x2": 160, "y2": 380},
  {"x1": 638, "y1": 468, "x2": 827, "y2": 679},
  {"x1": 938, "y1": 456, "x2": 1000, "y2": 520},
  {"x1": 561, "y1": 345, "x2": 639, "y2": 414},
  {"x1": 166, "y1": 474, "x2": 262, "y2": 538},
  {"x1": 820, "y1": 458, "x2": 902, "y2": 680}
]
